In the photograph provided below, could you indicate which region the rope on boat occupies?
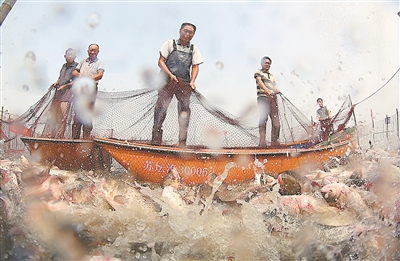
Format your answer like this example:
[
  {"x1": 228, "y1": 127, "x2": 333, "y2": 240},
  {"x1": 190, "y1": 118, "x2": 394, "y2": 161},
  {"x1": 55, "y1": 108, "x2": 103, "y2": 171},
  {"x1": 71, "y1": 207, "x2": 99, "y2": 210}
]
[{"x1": 353, "y1": 67, "x2": 400, "y2": 106}]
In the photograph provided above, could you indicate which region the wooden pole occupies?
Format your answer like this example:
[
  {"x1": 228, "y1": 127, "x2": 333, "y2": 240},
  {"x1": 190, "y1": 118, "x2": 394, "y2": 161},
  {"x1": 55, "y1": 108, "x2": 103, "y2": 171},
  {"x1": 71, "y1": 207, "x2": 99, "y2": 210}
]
[
  {"x1": 0, "y1": 0, "x2": 17, "y2": 26},
  {"x1": 0, "y1": 106, "x2": 4, "y2": 137},
  {"x1": 0, "y1": 107, "x2": 4, "y2": 159},
  {"x1": 349, "y1": 95, "x2": 360, "y2": 149},
  {"x1": 396, "y1": 108, "x2": 399, "y2": 138}
]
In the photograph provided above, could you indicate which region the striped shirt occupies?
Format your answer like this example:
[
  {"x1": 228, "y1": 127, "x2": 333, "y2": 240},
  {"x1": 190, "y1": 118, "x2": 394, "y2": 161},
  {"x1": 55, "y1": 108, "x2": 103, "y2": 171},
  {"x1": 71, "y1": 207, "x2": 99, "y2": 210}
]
[{"x1": 254, "y1": 69, "x2": 276, "y2": 97}]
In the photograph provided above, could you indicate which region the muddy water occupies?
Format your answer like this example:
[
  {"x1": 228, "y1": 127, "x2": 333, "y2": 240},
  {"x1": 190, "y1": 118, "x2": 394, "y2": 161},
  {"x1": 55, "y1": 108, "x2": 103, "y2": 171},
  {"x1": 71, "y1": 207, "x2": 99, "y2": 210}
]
[{"x1": 1, "y1": 148, "x2": 399, "y2": 260}]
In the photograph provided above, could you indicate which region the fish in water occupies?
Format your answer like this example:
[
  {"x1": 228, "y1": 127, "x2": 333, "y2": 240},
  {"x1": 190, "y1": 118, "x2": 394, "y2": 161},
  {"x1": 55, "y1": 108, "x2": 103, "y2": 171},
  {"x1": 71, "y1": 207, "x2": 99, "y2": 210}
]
[
  {"x1": 320, "y1": 182, "x2": 372, "y2": 218},
  {"x1": 162, "y1": 166, "x2": 181, "y2": 188},
  {"x1": 277, "y1": 170, "x2": 313, "y2": 195},
  {"x1": 321, "y1": 175, "x2": 339, "y2": 187},
  {"x1": 281, "y1": 194, "x2": 337, "y2": 215},
  {"x1": 278, "y1": 173, "x2": 301, "y2": 195}
]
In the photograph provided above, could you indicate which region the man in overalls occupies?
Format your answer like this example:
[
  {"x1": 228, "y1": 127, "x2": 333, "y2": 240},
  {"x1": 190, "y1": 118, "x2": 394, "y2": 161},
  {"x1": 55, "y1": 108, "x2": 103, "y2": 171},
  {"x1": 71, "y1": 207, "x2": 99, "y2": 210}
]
[{"x1": 151, "y1": 23, "x2": 203, "y2": 147}]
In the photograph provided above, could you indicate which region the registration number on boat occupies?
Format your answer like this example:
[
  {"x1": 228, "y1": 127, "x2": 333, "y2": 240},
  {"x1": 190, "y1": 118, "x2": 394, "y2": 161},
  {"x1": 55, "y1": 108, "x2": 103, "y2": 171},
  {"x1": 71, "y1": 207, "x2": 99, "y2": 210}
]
[{"x1": 143, "y1": 160, "x2": 210, "y2": 176}]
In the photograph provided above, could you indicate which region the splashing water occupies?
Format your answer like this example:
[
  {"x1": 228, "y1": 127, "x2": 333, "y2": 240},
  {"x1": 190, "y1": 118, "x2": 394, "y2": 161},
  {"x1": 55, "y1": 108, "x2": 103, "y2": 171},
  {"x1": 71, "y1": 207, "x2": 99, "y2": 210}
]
[
  {"x1": 1, "y1": 149, "x2": 399, "y2": 260},
  {"x1": 203, "y1": 162, "x2": 236, "y2": 213}
]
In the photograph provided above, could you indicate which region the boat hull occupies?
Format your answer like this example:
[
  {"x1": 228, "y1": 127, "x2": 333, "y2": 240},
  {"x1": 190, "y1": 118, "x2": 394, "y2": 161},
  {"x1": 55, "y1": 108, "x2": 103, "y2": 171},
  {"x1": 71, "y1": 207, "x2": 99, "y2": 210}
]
[
  {"x1": 20, "y1": 136, "x2": 111, "y2": 171},
  {"x1": 94, "y1": 134, "x2": 357, "y2": 185}
]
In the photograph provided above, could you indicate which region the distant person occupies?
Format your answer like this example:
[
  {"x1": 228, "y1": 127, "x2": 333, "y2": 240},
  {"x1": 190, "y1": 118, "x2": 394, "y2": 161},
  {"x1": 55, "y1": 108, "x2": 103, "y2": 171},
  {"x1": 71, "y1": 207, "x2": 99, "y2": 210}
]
[
  {"x1": 71, "y1": 43, "x2": 104, "y2": 139},
  {"x1": 151, "y1": 23, "x2": 203, "y2": 147},
  {"x1": 255, "y1": 56, "x2": 281, "y2": 147},
  {"x1": 48, "y1": 48, "x2": 78, "y2": 138},
  {"x1": 316, "y1": 98, "x2": 333, "y2": 140}
]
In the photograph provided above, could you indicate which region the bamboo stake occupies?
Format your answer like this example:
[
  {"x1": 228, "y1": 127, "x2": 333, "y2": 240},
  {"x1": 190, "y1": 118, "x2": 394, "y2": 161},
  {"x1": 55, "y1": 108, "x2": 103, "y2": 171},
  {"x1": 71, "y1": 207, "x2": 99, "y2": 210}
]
[{"x1": 0, "y1": 0, "x2": 17, "y2": 26}]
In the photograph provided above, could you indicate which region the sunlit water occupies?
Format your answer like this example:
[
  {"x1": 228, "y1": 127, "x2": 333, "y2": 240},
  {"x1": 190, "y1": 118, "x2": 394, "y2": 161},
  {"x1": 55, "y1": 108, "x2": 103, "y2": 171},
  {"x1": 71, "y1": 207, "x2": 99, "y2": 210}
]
[{"x1": 1, "y1": 147, "x2": 399, "y2": 261}]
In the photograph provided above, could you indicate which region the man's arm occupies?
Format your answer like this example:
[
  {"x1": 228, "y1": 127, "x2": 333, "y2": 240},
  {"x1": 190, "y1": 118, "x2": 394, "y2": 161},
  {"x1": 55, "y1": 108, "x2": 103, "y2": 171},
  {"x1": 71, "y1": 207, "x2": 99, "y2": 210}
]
[
  {"x1": 72, "y1": 68, "x2": 103, "y2": 82},
  {"x1": 52, "y1": 80, "x2": 59, "y2": 87},
  {"x1": 72, "y1": 69, "x2": 80, "y2": 78},
  {"x1": 92, "y1": 69, "x2": 104, "y2": 81},
  {"x1": 57, "y1": 82, "x2": 73, "y2": 91},
  {"x1": 272, "y1": 82, "x2": 280, "y2": 94},
  {"x1": 158, "y1": 54, "x2": 178, "y2": 82},
  {"x1": 190, "y1": 64, "x2": 199, "y2": 89}
]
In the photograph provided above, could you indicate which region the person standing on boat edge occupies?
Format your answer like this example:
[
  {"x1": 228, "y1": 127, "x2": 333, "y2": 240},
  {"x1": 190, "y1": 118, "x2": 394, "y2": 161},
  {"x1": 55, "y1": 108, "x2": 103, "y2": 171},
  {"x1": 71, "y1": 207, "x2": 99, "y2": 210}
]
[
  {"x1": 315, "y1": 98, "x2": 333, "y2": 141},
  {"x1": 255, "y1": 56, "x2": 281, "y2": 148},
  {"x1": 48, "y1": 48, "x2": 78, "y2": 138},
  {"x1": 71, "y1": 43, "x2": 105, "y2": 139},
  {"x1": 151, "y1": 22, "x2": 203, "y2": 147}
]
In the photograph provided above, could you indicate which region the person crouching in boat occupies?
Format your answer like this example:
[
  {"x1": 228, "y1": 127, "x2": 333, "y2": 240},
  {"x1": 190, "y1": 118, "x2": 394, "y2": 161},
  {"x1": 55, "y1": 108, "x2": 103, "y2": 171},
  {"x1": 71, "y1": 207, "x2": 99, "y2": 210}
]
[
  {"x1": 316, "y1": 98, "x2": 333, "y2": 141},
  {"x1": 255, "y1": 56, "x2": 281, "y2": 148},
  {"x1": 151, "y1": 23, "x2": 204, "y2": 147}
]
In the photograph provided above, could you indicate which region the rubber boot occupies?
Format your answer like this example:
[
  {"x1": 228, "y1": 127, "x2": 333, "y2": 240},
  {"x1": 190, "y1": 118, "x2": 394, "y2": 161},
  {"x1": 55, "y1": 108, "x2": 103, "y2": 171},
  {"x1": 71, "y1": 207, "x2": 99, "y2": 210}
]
[
  {"x1": 72, "y1": 123, "x2": 80, "y2": 139},
  {"x1": 83, "y1": 128, "x2": 92, "y2": 139}
]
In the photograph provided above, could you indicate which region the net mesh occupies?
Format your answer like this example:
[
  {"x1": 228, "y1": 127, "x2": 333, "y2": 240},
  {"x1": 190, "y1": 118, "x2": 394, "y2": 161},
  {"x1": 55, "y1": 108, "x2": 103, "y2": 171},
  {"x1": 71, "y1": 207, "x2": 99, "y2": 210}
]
[{"x1": 2, "y1": 85, "x2": 355, "y2": 149}]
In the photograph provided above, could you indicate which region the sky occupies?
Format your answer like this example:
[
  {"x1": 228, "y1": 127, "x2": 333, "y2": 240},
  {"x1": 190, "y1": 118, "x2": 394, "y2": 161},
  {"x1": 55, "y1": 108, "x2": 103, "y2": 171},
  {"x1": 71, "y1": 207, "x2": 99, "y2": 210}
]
[{"x1": 1, "y1": 0, "x2": 399, "y2": 125}]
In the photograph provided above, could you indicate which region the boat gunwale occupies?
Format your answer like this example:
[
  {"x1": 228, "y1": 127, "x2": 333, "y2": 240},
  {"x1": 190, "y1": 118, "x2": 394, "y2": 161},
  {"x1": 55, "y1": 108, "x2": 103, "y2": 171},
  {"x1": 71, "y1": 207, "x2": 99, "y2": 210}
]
[
  {"x1": 20, "y1": 136, "x2": 93, "y2": 145},
  {"x1": 93, "y1": 136, "x2": 355, "y2": 157}
]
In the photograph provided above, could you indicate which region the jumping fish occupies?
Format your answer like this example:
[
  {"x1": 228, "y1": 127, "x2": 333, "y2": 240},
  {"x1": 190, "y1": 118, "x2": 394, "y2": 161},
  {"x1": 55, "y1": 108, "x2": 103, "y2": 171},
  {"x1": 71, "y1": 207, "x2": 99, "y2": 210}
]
[
  {"x1": 277, "y1": 170, "x2": 313, "y2": 195},
  {"x1": 320, "y1": 183, "x2": 372, "y2": 218}
]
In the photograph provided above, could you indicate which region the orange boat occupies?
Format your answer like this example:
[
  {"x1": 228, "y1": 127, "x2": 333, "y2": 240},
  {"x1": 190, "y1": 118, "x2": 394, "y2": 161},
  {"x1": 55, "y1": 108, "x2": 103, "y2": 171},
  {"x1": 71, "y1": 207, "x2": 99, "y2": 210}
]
[
  {"x1": 10, "y1": 87, "x2": 357, "y2": 178},
  {"x1": 21, "y1": 136, "x2": 111, "y2": 171},
  {"x1": 94, "y1": 127, "x2": 357, "y2": 185}
]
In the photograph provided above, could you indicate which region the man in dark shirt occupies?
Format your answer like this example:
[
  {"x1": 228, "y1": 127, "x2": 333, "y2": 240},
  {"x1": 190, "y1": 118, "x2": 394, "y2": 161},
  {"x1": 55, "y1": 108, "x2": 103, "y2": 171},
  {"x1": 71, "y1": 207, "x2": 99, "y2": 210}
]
[
  {"x1": 316, "y1": 98, "x2": 333, "y2": 141},
  {"x1": 48, "y1": 48, "x2": 78, "y2": 138}
]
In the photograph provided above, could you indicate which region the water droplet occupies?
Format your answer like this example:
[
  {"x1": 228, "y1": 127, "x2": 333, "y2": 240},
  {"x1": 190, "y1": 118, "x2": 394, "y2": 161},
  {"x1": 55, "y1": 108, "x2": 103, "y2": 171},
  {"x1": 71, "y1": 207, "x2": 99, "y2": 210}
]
[
  {"x1": 186, "y1": 211, "x2": 197, "y2": 220},
  {"x1": 86, "y1": 13, "x2": 101, "y2": 29},
  {"x1": 24, "y1": 51, "x2": 36, "y2": 63},
  {"x1": 22, "y1": 85, "x2": 29, "y2": 92},
  {"x1": 215, "y1": 61, "x2": 224, "y2": 70},
  {"x1": 141, "y1": 227, "x2": 152, "y2": 239},
  {"x1": 136, "y1": 221, "x2": 145, "y2": 231},
  {"x1": 72, "y1": 77, "x2": 97, "y2": 125}
]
